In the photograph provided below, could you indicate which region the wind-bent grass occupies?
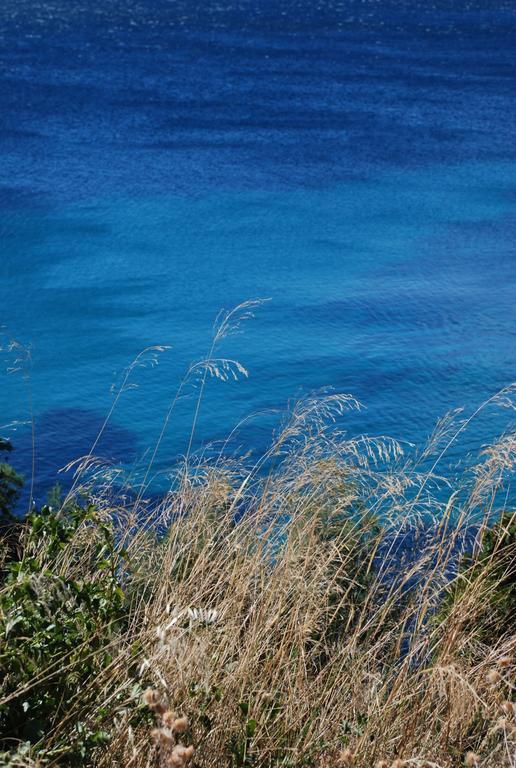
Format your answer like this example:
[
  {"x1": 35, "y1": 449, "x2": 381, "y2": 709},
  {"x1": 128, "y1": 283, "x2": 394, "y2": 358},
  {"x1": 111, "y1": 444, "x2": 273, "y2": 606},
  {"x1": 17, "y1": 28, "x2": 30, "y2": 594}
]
[
  {"x1": 2, "y1": 399, "x2": 514, "y2": 768},
  {"x1": 0, "y1": 306, "x2": 514, "y2": 767}
]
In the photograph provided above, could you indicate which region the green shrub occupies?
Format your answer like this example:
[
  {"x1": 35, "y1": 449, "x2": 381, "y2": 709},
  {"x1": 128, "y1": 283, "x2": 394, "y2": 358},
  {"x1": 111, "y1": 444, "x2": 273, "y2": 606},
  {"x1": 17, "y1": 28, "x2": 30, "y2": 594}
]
[
  {"x1": 0, "y1": 438, "x2": 23, "y2": 524},
  {"x1": 0, "y1": 502, "x2": 134, "y2": 765}
]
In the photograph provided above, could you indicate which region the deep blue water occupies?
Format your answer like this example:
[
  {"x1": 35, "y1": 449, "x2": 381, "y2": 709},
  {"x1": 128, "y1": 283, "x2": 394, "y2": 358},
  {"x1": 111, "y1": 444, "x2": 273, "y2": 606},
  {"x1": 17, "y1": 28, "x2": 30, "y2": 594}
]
[{"x1": 1, "y1": 1, "x2": 515, "y2": 504}]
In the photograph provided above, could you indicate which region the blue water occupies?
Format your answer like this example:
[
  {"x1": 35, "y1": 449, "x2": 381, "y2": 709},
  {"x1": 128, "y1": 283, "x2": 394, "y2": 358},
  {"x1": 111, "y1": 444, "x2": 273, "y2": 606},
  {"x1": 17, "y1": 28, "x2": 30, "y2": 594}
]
[{"x1": 1, "y1": 1, "x2": 515, "y2": 503}]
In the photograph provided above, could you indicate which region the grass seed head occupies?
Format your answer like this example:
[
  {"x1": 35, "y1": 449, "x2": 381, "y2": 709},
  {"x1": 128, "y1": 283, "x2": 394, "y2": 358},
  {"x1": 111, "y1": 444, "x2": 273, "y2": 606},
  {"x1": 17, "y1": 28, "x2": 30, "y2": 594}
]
[
  {"x1": 172, "y1": 716, "x2": 189, "y2": 734},
  {"x1": 486, "y1": 669, "x2": 501, "y2": 685},
  {"x1": 338, "y1": 748, "x2": 354, "y2": 765},
  {"x1": 162, "y1": 710, "x2": 177, "y2": 728}
]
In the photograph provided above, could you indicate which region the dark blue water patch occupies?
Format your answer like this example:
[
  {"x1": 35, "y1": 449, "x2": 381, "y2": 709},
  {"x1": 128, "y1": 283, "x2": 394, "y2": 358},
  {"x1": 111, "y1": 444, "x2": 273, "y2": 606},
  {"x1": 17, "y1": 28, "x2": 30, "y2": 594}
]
[
  {"x1": 1, "y1": 2, "x2": 515, "y2": 202},
  {"x1": 0, "y1": 128, "x2": 45, "y2": 142},
  {"x1": 2, "y1": 0, "x2": 515, "y2": 36},
  {"x1": 9, "y1": 408, "x2": 139, "y2": 510},
  {"x1": 291, "y1": 296, "x2": 467, "y2": 332},
  {"x1": 0, "y1": 185, "x2": 53, "y2": 212}
]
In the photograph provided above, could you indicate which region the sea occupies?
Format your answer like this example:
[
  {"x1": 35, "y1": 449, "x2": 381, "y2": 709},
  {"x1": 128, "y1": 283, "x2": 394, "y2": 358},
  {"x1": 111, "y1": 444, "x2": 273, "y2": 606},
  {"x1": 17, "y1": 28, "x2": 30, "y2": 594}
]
[{"x1": 1, "y1": 0, "x2": 515, "y2": 506}]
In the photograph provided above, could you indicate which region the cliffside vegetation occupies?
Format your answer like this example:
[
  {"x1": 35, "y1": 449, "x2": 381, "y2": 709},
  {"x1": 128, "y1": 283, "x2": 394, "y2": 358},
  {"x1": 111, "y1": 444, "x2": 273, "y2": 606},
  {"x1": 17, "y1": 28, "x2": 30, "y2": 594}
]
[
  {"x1": 0, "y1": 415, "x2": 514, "y2": 768},
  {"x1": 0, "y1": 307, "x2": 514, "y2": 767}
]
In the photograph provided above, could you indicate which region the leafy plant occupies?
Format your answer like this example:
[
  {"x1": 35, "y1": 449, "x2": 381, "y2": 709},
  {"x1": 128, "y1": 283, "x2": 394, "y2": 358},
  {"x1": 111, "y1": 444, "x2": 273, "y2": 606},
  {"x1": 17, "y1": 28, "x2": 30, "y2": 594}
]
[
  {"x1": 0, "y1": 438, "x2": 23, "y2": 524},
  {"x1": 0, "y1": 501, "x2": 132, "y2": 764}
]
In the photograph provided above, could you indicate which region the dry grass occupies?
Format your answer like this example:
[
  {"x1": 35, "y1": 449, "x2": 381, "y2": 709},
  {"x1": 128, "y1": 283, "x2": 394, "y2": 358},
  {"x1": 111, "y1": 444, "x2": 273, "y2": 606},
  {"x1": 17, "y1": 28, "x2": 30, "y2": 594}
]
[
  {"x1": 102, "y1": 451, "x2": 514, "y2": 768},
  {"x1": 8, "y1": 406, "x2": 512, "y2": 767},
  {"x1": 1, "y1": 306, "x2": 514, "y2": 768}
]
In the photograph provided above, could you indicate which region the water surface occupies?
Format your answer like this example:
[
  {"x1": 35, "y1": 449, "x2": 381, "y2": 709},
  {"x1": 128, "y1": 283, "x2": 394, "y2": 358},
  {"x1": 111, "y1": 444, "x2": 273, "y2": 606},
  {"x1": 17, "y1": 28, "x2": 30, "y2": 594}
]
[{"x1": 1, "y1": 1, "x2": 515, "y2": 501}]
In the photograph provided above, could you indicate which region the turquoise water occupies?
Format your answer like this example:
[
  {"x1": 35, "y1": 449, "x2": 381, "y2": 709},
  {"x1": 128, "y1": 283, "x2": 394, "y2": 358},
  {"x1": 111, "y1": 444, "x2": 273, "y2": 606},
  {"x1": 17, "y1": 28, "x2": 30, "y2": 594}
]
[{"x1": 1, "y1": 1, "x2": 515, "y2": 502}]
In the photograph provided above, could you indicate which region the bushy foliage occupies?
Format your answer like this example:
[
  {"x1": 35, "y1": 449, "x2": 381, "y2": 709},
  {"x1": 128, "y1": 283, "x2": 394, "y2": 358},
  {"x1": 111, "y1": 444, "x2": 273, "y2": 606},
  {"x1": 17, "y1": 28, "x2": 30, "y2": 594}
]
[
  {"x1": 0, "y1": 501, "x2": 138, "y2": 765},
  {"x1": 0, "y1": 439, "x2": 23, "y2": 524},
  {"x1": 0, "y1": 411, "x2": 514, "y2": 768},
  {"x1": 477, "y1": 512, "x2": 516, "y2": 602}
]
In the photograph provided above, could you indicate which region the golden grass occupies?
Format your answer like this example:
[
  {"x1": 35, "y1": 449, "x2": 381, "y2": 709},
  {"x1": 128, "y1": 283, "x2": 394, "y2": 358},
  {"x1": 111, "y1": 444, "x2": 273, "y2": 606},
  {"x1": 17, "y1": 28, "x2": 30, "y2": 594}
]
[
  {"x1": 11, "y1": 417, "x2": 512, "y2": 768},
  {"x1": 103, "y1": 458, "x2": 514, "y2": 768},
  {"x1": 1, "y1": 305, "x2": 514, "y2": 767}
]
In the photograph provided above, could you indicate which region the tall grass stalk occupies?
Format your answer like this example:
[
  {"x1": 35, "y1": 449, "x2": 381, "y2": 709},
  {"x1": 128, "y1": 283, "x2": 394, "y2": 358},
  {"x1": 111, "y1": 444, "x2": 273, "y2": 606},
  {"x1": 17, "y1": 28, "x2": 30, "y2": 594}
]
[{"x1": 0, "y1": 307, "x2": 514, "y2": 768}]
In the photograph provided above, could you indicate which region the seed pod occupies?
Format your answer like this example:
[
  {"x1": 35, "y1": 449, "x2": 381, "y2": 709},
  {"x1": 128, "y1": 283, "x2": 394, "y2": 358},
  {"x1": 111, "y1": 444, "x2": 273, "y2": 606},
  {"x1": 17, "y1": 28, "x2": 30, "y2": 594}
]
[
  {"x1": 486, "y1": 669, "x2": 501, "y2": 685},
  {"x1": 162, "y1": 710, "x2": 177, "y2": 728},
  {"x1": 339, "y1": 748, "x2": 354, "y2": 765},
  {"x1": 172, "y1": 716, "x2": 189, "y2": 734}
]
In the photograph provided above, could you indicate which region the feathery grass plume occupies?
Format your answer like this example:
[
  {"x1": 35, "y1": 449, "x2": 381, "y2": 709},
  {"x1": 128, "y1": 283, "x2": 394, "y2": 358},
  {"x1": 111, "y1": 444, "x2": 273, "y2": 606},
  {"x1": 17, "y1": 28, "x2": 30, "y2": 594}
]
[{"x1": 0, "y1": 310, "x2": 515, "y2": 767}]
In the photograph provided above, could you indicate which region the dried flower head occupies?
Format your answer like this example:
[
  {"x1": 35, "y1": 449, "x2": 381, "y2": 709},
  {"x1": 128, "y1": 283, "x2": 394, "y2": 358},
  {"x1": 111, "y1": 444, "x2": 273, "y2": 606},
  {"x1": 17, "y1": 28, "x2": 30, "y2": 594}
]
[
  {"x1": 501, "y1": 701, "x2": 515, "y2": 718},
  {"x1": 497, "y1": 655, "x2": 512, "y2": 668},
  {"x1": 464, "y1": 752, "x2": 479, "y2": 767},
  {"x1": 182, "y1": 745, "x2": 195, "y2": 760},
  {"x1": 339, "y1": 748, "x2": 354, "y2": 765},
  {"x1": 376, "y1": 761, "x2": 389, "y2": 768},
  {"x1": 168, "y1": 744, "x2": 195, "y2": 767},
  {"x1": 152, "y1": 727, "x2": 173, "y2": 746},
  {"x1": 143, "y1": 688, "x2": 161, "y2": 709},
  {"x1": 143, "y1": 688, "x2": 166, "y2": 714},
  {"x1": 169, "y1": 753, "x2": 184, "y2": 768},
  {"x1": 486, "y1": 669, "x2": 501, "y2": 685},
  {"x1": 162, "y1": 710, "x2": 177, "y2": 728},
  {"x1": 172, "y1": 716, "x2": 189, "y2": 734}
]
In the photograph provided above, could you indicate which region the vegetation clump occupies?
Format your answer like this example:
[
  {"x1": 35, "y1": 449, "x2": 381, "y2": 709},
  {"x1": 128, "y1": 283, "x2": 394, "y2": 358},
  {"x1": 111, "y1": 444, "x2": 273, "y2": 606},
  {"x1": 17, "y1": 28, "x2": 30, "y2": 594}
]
[
  {"x1": 0, "y1": 309, "x2": 514, "y2": 767},
  {"x1": 0, "y1": 438, "x2": 23, "y2": 524},
  {"x1": 0, "y1": 416, "x2": 514, "y2": 767},
  {"x1": 0, "y1": 499, "x2": 139, "y2": 764}
]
